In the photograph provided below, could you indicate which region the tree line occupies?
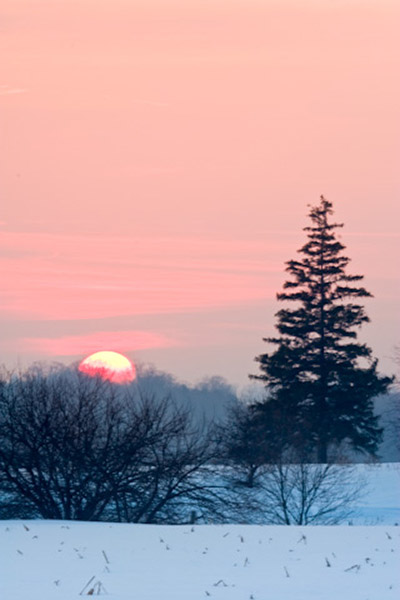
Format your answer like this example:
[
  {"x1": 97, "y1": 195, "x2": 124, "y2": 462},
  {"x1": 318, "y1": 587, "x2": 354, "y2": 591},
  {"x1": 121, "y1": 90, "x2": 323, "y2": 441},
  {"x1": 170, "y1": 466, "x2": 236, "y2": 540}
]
[
  {"x1": 0, "y1": 363, "x2": 363, "y2": 525},
  {"x1": 0, "y1": 366, "x2": 224, "y2": 523},
  {"x1": 0, "y1": 197, "x2": 393, "y2": 524}
]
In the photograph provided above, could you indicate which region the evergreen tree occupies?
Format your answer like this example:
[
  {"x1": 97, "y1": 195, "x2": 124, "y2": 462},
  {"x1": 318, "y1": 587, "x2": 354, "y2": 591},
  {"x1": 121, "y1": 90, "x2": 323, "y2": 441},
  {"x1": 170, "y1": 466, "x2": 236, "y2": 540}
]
[{"x1": 252, "y1": 196, "x2": 392, "y2": 462}]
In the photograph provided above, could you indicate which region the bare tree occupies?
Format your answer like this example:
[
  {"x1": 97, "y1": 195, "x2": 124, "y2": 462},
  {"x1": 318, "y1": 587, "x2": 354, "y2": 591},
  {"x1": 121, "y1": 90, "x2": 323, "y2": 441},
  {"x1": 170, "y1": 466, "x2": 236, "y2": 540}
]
[
  {"x1": 219, "y1": 402, "x2": 274, "y2": 488},
  {"x1": 108, "y1": 401, "x2": 224, "y2": 524},
  {"x1": 220, "y1": 396, "x2": 314, "y2": 488},
  {"x1": 0, "y1": 364, "x2": 224, "y2": 523},
  {"x1": 221, "y1": 400, "x2": 365, "y2": 525},
  {"x1": 257, "y1": 456, "x2": 364, "y2": 525},
  {"x1": 0, "y1": 365, "x2": 148, "y2": 519}
]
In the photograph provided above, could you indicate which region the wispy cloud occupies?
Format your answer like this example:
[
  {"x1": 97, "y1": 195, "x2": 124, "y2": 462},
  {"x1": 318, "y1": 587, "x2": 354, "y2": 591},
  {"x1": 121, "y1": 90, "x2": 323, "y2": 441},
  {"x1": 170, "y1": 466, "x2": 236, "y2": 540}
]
[
  {"x1": 345, "y1": 231, "x2": 400, "y2": 238},
  {"x1": 0, "y1": 84, "x2": 27, "y2": 96},
  {"x1": 0, "y1": 231, "x2": 276, "y2": 321},
  {"x1": 19, "y1": 330, "x2": 179, "y2": 357},
  {"x1": 130, "y1": 99, "x2": 169, "y2": 107}
]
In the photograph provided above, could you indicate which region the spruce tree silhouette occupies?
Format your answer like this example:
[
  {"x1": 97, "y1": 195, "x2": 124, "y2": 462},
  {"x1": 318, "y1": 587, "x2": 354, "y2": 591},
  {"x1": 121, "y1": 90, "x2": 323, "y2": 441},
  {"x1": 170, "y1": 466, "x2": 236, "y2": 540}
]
[{"x1": 252, "y1": 196, "x2": 392, "y2": 462}]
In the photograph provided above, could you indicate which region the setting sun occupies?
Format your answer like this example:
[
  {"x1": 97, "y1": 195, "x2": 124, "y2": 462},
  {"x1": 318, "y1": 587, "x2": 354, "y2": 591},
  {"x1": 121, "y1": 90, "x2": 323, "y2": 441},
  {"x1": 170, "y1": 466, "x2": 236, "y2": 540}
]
[{"x1": 78, "y1": 351, "x2": 136, "y2": 384}]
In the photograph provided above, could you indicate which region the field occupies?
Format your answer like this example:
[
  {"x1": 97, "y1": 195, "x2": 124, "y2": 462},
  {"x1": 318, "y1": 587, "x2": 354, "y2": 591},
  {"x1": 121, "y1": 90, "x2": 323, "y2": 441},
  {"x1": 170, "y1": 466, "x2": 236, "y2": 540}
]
[{"x1": 1, "y1": 463, "x2": 399, "y2": 600}]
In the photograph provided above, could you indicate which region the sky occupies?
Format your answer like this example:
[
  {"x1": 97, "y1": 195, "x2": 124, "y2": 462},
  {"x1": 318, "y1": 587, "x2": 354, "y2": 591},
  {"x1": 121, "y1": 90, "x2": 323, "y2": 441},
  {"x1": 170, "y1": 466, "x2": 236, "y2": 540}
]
[{"x1": 1, "y1": 0, "x2": 399, "y2": 387}]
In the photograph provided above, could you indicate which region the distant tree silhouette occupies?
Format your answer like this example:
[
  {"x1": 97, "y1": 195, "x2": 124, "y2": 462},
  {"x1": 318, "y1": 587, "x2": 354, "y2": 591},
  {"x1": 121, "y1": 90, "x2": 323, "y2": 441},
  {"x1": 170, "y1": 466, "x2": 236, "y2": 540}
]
[{"x1": 251, "y1": 196, "x2": 392, "y2": 462}]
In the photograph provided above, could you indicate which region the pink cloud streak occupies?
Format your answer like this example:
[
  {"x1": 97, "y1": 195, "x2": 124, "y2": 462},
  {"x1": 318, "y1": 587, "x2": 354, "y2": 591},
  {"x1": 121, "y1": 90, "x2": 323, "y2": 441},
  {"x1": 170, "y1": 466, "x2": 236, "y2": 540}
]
[
  {"x1": 20, "y1": 329, "x2": 179, "y2": 357},
  {"x1": 0, "y1": 231, "x2": 278, "y2": 321}
]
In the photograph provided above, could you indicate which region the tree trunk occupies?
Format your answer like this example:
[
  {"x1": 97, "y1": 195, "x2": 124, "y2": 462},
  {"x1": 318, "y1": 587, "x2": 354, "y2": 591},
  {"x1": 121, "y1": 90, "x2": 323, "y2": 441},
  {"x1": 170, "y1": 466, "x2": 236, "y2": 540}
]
[{"x1": 317, "y1": 439, "x2": 327, "y2": 463}]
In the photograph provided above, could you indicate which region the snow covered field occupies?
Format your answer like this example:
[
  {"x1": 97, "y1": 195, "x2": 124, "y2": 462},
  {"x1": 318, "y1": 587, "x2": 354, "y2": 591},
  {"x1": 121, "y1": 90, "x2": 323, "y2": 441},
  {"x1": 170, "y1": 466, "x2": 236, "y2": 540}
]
[
  {"x1": 1, "y1": 521, "x2": 399, "y2": 600},
  {"x1": 1, "y1": 463, "x2": 399, "y2": 600}
]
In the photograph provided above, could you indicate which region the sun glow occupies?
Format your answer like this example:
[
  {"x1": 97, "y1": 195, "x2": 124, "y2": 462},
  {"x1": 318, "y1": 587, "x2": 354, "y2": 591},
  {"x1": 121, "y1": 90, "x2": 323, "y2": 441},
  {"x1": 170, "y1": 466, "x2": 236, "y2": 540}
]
[{"x1": 78, "y1": 350, "x2": 136, "y2": 384}]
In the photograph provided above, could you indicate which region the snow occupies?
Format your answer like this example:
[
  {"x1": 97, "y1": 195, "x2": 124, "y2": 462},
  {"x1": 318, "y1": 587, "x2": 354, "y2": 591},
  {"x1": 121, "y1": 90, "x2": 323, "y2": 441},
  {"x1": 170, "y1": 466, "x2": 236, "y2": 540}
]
[
  {"x1": 1, "y1": 521, "x2": 399, "y2": 599},
  {"x1": 1, "y1": 463, "x2": 399, "y2": 599},
  {"x1": 351, "y1": 463, "x2": 400, "y2": 525}
]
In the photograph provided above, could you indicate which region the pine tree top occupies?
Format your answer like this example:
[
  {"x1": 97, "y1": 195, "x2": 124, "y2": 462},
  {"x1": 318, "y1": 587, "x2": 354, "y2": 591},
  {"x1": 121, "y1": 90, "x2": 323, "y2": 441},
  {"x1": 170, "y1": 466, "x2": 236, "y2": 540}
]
[{"x1": 278, "y1": 195, "x2": 371, "y2": 302}]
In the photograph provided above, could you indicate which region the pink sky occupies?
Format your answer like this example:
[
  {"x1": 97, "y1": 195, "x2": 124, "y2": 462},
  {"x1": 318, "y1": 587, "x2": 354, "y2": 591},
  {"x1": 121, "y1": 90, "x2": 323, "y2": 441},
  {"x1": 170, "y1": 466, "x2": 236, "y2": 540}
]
[{"x1": 1, "y1": 0, "x2": 399, "y2": 385}]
